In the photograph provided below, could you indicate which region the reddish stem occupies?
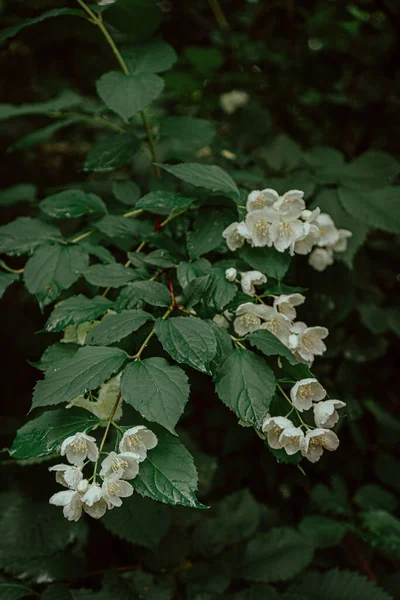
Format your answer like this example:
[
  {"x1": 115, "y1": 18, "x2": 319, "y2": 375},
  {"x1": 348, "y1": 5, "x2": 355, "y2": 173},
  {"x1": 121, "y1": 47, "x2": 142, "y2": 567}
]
[{"x1": 167, "y1": 271, "x2": 177, "y2": 308}]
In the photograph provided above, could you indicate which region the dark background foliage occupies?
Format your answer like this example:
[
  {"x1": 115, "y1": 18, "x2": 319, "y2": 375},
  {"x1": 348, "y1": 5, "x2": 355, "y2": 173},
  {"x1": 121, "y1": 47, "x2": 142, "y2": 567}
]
[{"x1": 0, "y1": 0, "x2": 399, "y2": 598}]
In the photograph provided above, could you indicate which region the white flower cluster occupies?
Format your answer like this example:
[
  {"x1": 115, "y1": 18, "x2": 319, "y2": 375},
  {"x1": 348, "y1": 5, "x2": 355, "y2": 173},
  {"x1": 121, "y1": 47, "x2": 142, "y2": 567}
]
[
  {"x1": 220, "y1": 90, "x2": 249, "y2": 114},
  {"x1": 49, "y1": 426, "x2": 157, "y2": 521},
  {"x1": 222, "y1": 188, "x2": 352, "y2": 271},
  {"x1": 262, "y1": 378, "x2": 345, "y2": 463}
]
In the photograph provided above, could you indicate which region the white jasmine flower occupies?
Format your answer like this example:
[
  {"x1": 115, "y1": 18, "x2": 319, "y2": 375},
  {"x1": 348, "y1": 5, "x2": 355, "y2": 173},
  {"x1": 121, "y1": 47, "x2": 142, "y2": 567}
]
[
  {"x1": 301, "y1": 208, "x2": 320, "y2": 222},
  {"x1": 315, "y1": 213, "x2": 339, "y2": 247},
  {"x1": 262, "y1": 415, "x2": 294, "y2": 449},
  {"x1": 49, "y1": 489, "x2": 83, "y2": 522},
  {"x1": 259, "y1": 307, "x2": 292, "y2": 346},
  {"x1": 240, "y1": 270, "x2": 267, "y2": 296},
  {"x1": 244, "y1": 208, "x2": 275, "y2": 247},
  {"x1": 119, "y1": 426, "x2": 158, "y2": 461},
  {"x1": 81, "y1": 483, "x2": 107, "y2": 519},
  {"x1": 294, "y1": 221, "x2": 321, "y2": 255},
  {"x1": 220, "y1": 90, "x2": 249, "y2": 114},
  {"x1": 313, "y1": 400, "x2": 346, "y2": 428},
  {"x1": 269, "y1": 201, "x2": 305, "y2": 254},
  {"x1": 273, "y1": 293, "x2": 305, "y2": 320},
  {"x1": 273, "y1": 190, "x2": 305, "y2": 218},
  {"x1": 61, "y1": 322, "x2": 97, "y2": 345},
  {"x1": 332, "y1": 229, "x2": 352, "y2": 253},
  {"x1": 68, "y1": 374, "x2": 123, "y2": 422},
  {"x1": 225, "y1": 267, "x2": 237, "y2": 282},
  {"x1": 308, "y1": 247, "x2": 334, "y2": 271},
  {"x1": 100, "y1": 451, "x2": 139, "y2": 480},
  {"x1": 288, "y1": 322, "x2": 329, "y2": 364},
  {"x1": 233, "y1": 302, "x2": 273, "y2": 336},
  {"x1": 222, "y1": 222, "x2": 250, "y2": 251},
  {"x1": 102, "y1": 470, "x2": 134, "y2": 509},
  {"x1": 279, "y1": 427, "x2": 305, "y2": 455},
  {"x1": 246, "y1": 188, "x2": 279, "y2": 212},
  {"x1": 213, "y1": 314, "x2": 230, "y2": 329},
  {"x1": 290, "y1": 378, "x2": 326, "y2": 412},
  {"x1": 60, "y1": 432, "x2": 99, "y2": 467},
  {"x1": 48, "y1": 464, "x2": 83, "y2": 489},
  {"x1": 301, "y1": 428, "x2": 339, "y2": 463}
]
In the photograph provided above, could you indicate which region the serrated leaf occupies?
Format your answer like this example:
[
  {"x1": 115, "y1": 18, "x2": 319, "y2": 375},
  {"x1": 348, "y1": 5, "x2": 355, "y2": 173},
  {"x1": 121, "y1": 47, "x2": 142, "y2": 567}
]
[
  {"x1": 241, "y1": 528, "x2": 313, "y2": 583},
  {"x1": 9, "y1": 407, "x2": 99, "y2": 459},
  {"x1": 203, "y1": 267, "x2": 237, "y2": 311},
  {"x1": 157, "y1": 163, "x2": 240, "y2": 198},
  {"x1": 104, "y1": 0, "x2": 162, "y2": 40},
  {"x1": 338, "y1": 186, "x2": 400, "y2": 235},
  {"x1": 123, "y1": 40, "x2": 177, "y2": 73},
  {"x1": 32, "y1": 346, "x2": 127, "y2": 409},
  {"x1": 187, "y1": 208, "x2": 235, "y2": 259},
  {"x1": 102, "y1": 494, "x2": 171, "y2": 549},
  {"x1": 0, "y1": 8, "x2": 84, "y2": 45},
  {"x1": 338, "y1": 151, "x2": 400, "y2": 191},
  {"x1": 247, "y1": 329, "x2": 299, "y2": 365},
  {"x1": 0, "y1": 272, "x2": 19, "y2": 299},
  {"x1": 94, "y1": 214, "x2": 146, "y2": 240},
  {"x1": 0, "y1": 217, "x2": 62, "y2": 256},
  {"x1": 82, "y1": 264, "x2": 136, "y2": 288},
  {"x1": 45, "y1": 295, "x2": 113, "y2": 332},
  {"x1": 96, "y1": 71, "x2": 164, "y2": 122},
  {"x1": 240, "y1": 244, "x2": 290, "y2": 281},
  {"x1": 11, "y1": 118, "x2": 82, "y2": 151},
  {"x1": 40, "y1": 189, "x2": 106, "y2": 219},
  {"x1": 177, "y1": 258, "x2": 212, "y2": 288},
  {"x1": 354, "y1": 484, "x2": 398, "y2": 511},
  {"x1": 35, "y1": 342, "x2": 79, "y2": 371},
  {"x1": 136, "y1": 190, "x2": 195, "y2": 215},
  {"x1": 0, "y1": 90, "x2": 82, "y2": 120},
  {"x1": 0, "y1": 184, "x2": 36, "y2": 206},
  {"x1": 215, "y1": 349, "x2": 275, "y2": 428},
  {"x1": 289, "y1": 568, "x2": 392, "y2": 600},
  {"x1": 155, "y1": 316, "x2": 217, "y2": 374},
  {"x1": 112, "y1": 179, "x2": 141, "y2": 206},
  {"x1": 298, "y1": 515, "x2": 347, "y2": 548},
  {"x1": 24, "y1": 243, "x2": 89, "y2": 308},
  {"x1": 86, "y1": 309, "x2": 152, "y2": 345},
  {"x1": 121, "y1": 357, "x2": 189, "y2": 434},
  {"x1": 361, "y1": 510, "x2": 400, "y2": 557},
  {"x1": 84, "y1": 133, "x2": 141, "y2": 172},
  {"x1": 132, "y1": 430, "x2": 205, "y2": 508},
  {"x1": 181, "y1": 274, "x2": 211, "y2": 308},
  {"x1": 115, "y1": 280, "x2": 172, "y2": 310}
]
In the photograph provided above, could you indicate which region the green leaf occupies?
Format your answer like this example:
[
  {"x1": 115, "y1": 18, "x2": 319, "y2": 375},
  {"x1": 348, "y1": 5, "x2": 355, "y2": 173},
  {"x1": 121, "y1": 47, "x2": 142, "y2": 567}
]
[
  {"x1": 96, "y1": 71, "x2": 164, "y2": 122},
  {"x1": 364, "y1": 397, "x2": 400, "y2": 433},
  {"x1": 0, "y1": 90, "x2": 82, "y2": 120},
  {"x1": 215, "y1": 349, "x2": 276, "y2": 428},
  {"x1": 9, "y1": 407, "x2": 99, "y2": 459},
  {"x1": 338, "y1": 151, "x2": 400, "y2": 191},
  {"x1": 32, "y1": 346, "x2": 127, "y2": 409},
  {"x1": 11, "y1": 118, "x2": 82, "y2": 151},
  {"x1": 40, "y1": 190, "x2": 106, "y2": 219},
  {"x1": 121, "y1": 357, "x2": 189, "y2": 434},
  {"x1": 157, "y1": 163, "x2": 240, "y2": 199},
  {"x1": 361, "y1": 510, "x2": 400, "y2": 557},
  {"x1": 160, "y1": 116, "x2": 216, "y2": 158},
  {"x1": 115, "y1": 280, "x2": 172, "y2": 309},
  {"x1": 0, "y1": 8, "x2": 84, "y2": 45},
  {"x1": 112, "y1": 179, "x2": 141, "y2": 206},
  {"x1": 84, "y1": 133, "x2": 141, "y2": 172},
  {"x1": 0, "y1": 183, "x2": 36, "y2": 207},
  {"x1": 184, "y1": 46, "x2": 224, "y2": 76},
  {"x1": 85, "y1": 309, "x2": 152, "y2": 345},
  {"x1": 123, "y1": 40, "x2": 177, "y2": 73},
  {"x1": 34, "y1": 342, "x2": 78, "y2": 371},
  {"x1": 0, "y1": 578, "x2": 34, "y2": 600},
  {"x1": 104, "y1": 0, "x2": 162, "y2": 40},
  {"x1": 241, "y1": 528, "x2": 314, "y2": 583},
  {"x1": 24, "y1": 243, "x2": 89, "y2": 308},
  {"x1": 239, "y1": 244, "x2": 290, "y2": 281},
  {"x1": 338, "y1": 186, "x2": 400, "y2": 235},
  {"x1": 102, "y1": 494, "x2": 171, "y2": 549},
  {"x1": 45, "y1": 295, "x2": 113, "y2": 332},
  {"x1": 263, "y1": 135, "x2": 302, "y2": 172},
  {"x1": 132, "y1": 429, "x2": 205, "y2": 508},
  {"x1": 136, "y1": 190, "x2": 195, "y2": 215},
  {"x1": 247, "y1": 329, "x2": 299, "y2": 365},
  {"x1": 94, "y1": 214, "x2": 146, "y2": 240},
  {"x1": 187, "y1": 208, "x2": 235, "y2": 259},
  {"x1": 354, "y1": 484, "x2": 398, "y2": 511},
  {"x1": 289, "y1": 569, "x2": 392, "y2": 600},
  {"x1": 82, "y1": 264, "x2": 136, "y2": 288},
  {"x1": 0, "y1": 272, "x2": 19, "y2": 299},
  {"x1": 155, "y1": 316, "x2": 217, "y2": 374},
  {"x1": 181, "y1": 274, "x2": 211, "y2": 308},
  {"x1": 311, "y1": 476, "x2": 351, "y2": 517},
  {"x1": 177, "y1": 258, "x2": 212, "y2": 288},
  {"x1": 0, "y1": 217, "x2": 62, "y2": 256},
  {"x1": 298, "y1": 515, "x2": 347, "y2": 548},
  {"x1": 202, "y1": 267, "x2": 237, "y2": 311}
]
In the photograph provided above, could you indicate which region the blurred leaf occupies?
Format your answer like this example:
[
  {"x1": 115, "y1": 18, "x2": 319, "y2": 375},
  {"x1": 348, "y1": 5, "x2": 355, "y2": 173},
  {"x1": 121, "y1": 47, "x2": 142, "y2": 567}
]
[
  {"x1": 0, "y1": 90, "x2": 82, "y2": 120},
  {"x1": 0, "y1": 184, "x2": 36, "y2": 206},
  {"x1": 84, "y1": 133, "x2": 141, "y2": 172},
  {"x1": 354, "y1": 484, "x2": 398, "y2": 511},
  {"x1": 0, "y1": 272, "x2": 19, "y2": 299},
  {"x1": 298, "y1": 515, "x2": 347, "y2": 548},
  {"x1": 123, "y1": 40, "x2": 177, "y2": 73},
  {"x1": 339, "y1": 186, "x2": 400, "y2": 235},
  {"x1": 112, "y1": 180, "x2": 141, "y2": 206},
  {"x1": 289, "y1": 569, "x2": 392, "y2": 600},
  {"x1": 104, "y1": 0, "x2": 162, "y2": 39}
]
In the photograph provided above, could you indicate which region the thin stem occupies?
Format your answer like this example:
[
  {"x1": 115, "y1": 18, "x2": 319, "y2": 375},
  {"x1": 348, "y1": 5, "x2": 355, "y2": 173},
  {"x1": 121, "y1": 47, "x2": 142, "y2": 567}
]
[
  {"x1": 159, "y1": 208, "x2": 188, "y2": 228},
  {"x1": 133, "y1": 305, "x2": 174, "y2": 360},
  {"x1": 208, "y1": 0, "x2": 230, "y2": 29},
  {"x1": 71, "y1": 230, "x2": 94, "y2": 244},
  {"x1": 254, "y1": 293, "x2": 265, "y2": 304},
  {"x1": 141, "y1": 111, "x2": 161, "y2": 179},
  {"x1": 92, "y1": 392, "x2": 122, "y2": 481},
  {"x1": 123, "y1": 208, "x2": 144, "y2": 219},
  {"x1": 231, "y1": 336, "x2": 247, "y2": 350},
  {"x1": 0, "y1": 260, "x2": 24, "y2": 274},
  {"x1": 276, "y1": 382, "x2": 313, "y2": 430}
]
